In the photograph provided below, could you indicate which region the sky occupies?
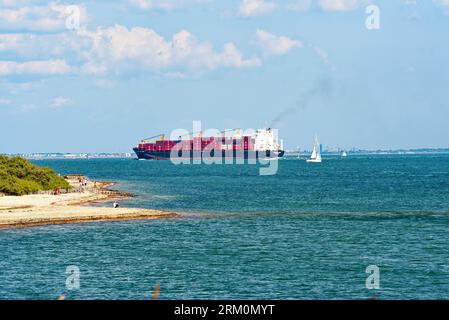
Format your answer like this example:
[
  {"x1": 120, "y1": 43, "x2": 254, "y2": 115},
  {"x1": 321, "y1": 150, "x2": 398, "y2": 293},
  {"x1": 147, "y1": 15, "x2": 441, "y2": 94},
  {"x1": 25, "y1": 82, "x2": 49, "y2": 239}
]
[{"x1": 0, "y1": 0, "x2": 448, "y2": 153}]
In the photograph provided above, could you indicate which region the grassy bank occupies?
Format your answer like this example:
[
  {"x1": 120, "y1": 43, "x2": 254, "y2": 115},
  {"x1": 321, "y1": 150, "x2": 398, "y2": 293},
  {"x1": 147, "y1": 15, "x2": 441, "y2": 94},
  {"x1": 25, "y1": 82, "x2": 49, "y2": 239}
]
[{"x1": 0, "y1": 155, "x2": 71, "y2": 196}]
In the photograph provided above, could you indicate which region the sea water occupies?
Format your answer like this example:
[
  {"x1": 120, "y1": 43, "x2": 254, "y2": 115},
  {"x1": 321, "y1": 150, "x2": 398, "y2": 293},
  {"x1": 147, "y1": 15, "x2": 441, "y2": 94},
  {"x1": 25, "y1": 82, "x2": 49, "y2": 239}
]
[{"x1": 1, "y1": 154, "x2": 448, "y2": 299}]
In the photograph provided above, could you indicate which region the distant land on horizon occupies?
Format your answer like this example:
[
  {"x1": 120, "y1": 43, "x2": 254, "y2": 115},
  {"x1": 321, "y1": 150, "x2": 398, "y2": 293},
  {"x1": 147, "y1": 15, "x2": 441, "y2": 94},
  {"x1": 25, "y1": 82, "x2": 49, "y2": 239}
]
[{"x1": 2, "y1": 148, "x2": 449, "y2": 160}]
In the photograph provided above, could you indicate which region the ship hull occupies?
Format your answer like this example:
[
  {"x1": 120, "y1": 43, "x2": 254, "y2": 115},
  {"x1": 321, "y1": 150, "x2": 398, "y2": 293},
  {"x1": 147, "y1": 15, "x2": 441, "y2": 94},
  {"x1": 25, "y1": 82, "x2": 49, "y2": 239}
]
[{"x1": 133, "y1": 148, "x2": 285, "y2": 161}]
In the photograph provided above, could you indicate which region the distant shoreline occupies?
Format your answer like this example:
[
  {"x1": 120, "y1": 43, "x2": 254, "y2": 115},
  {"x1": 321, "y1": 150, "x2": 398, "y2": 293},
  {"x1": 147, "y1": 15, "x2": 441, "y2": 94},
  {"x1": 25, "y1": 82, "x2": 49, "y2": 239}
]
[
  {"x1": 3, "y1": 149, "x2": 449, "y2": 160},
  {"x1": 0, "y1": 176, "x2": 177, "y2": 229}
]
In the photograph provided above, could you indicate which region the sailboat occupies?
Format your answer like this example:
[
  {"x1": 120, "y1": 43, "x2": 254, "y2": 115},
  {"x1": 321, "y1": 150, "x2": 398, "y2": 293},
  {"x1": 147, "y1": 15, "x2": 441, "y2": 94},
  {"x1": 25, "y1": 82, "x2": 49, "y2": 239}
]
[
  {"x1": 306, "y1": 136, "x2": 322, "y2": 163},
  {"x1": 341, "y1": 151, "x2": 348, "y2": 157}
]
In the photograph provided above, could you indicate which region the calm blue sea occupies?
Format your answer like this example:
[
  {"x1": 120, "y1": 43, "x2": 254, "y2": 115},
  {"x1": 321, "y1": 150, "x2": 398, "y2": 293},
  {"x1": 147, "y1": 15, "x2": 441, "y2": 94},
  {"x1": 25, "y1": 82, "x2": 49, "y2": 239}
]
[{"x1": 1, "y1": 154, "x2": 449, "y2": 299}]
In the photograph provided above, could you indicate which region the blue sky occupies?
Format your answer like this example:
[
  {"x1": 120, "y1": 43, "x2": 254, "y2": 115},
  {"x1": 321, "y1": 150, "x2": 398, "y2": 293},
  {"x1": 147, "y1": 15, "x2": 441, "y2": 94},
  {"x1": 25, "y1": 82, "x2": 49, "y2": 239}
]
[{"x1": 1, "y1": 0, "x2": 448, "y2": 153}]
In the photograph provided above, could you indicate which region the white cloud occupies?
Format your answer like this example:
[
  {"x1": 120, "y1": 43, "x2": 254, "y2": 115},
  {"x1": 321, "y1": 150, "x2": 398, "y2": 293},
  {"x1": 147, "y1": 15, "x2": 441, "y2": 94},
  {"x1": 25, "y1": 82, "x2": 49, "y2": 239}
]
[
  {"x1": 434, "y1": 0, "x2": 449, "y2": 6},
  {"x1": 80, "y1": 25, "x2": 261, "y2": 72},
  {"x1": 255, "y1": 29, "x2": 302, "y2": 56},
  {"x1": 129, "y1": 0, "x2": 151, "y2": 10},
  {"x1": 0, "y1": 3, "x2": 88, "y2": 32},
  {"x1": 0, "y1": 34, "x2": 27, "y2": 52},
  {"x1": 0, "y1": 0, "x2": 30, "y2": 7},
  {"x1": 287, "y1": 0, "x2": 364, "y2": 12},
  {"x1": 319, "y1": 0, "x2": 360, "y2": 12},
  {"x1": 0, "y1": 24, "x2": 262, "y2": 77},
  {"x1": 434, "y1": 0, "x2": 449, "y2": 13},
  {"x1": 16, "y1": 104, "x2": 36, "y2": 113},
  {"x1": 0, "y1": 98, "x2": 11, "y2": 105},
  {"x1": 287, "y1": 0, "x2": 312, "y2": 12},
  {"x1": 0, "y1": 33, "x2": 77, "y2": 59},
  {"x1": 163, "y1": 71, "x2": 188, "y2": 79},
  {"x1": 0, "y1": 26, "x2": 262, "y2": 77},
  {"x1": 81, "y1": 61, "x2": 108, "y2": 76},
  {"x1": 50, "y1": 96, "x2": 70, "y2": 108},
  {"x1": 0, "y1": 59, "x2": 71, "y2": 76},
  {"x1": 238, "y1": 0, "x2": 276, "y2": 17},
  {"x1": 128, "y1": 0, "x2": 211, "y2": 11},
  {"x1": 128, "y1": 0, "x2": 177, "y2": 10}
]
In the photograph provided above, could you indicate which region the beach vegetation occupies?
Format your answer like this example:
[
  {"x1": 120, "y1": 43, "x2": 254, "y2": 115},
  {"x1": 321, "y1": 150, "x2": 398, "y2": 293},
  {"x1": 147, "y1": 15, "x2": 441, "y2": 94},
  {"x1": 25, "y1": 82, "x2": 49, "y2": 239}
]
[{"x1": 0, "y1": 155, "x2": 71, "y2": 195}]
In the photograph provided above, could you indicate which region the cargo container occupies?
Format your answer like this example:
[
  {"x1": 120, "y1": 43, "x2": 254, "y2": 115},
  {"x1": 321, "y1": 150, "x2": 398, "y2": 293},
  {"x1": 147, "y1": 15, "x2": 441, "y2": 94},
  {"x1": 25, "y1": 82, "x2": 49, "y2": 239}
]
[{"x1": 133, "y1": 128, "x2": 284, "y2": 161}]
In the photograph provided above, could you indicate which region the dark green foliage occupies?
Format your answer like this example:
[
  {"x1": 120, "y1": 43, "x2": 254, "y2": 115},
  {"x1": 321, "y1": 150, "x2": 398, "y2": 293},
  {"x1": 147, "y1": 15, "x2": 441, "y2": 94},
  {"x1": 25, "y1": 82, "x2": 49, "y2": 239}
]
[{"x1": 0, "y1": 155, "x2": 72, "y2": 195}]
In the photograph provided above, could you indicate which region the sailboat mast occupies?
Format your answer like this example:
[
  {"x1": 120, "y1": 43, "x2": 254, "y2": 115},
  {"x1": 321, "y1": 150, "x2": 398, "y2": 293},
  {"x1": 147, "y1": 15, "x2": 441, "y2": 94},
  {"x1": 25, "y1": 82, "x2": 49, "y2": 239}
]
[{"x1": 306, "y1": 134, "x2": 323, "y2": 163}]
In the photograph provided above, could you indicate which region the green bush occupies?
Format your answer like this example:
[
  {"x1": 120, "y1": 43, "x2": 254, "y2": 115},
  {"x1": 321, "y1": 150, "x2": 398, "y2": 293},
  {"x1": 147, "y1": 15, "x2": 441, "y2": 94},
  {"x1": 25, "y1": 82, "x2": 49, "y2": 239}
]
[{"x1": 0, "y1": 155, "x2": 72, "y2": 195}]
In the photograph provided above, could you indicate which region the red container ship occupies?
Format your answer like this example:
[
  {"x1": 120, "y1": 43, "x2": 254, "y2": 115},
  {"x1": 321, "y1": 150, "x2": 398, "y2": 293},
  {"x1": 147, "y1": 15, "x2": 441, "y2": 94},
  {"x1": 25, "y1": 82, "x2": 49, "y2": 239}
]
[{"x1": 133, "y1": 128, "x2": 284, "y2": 161}]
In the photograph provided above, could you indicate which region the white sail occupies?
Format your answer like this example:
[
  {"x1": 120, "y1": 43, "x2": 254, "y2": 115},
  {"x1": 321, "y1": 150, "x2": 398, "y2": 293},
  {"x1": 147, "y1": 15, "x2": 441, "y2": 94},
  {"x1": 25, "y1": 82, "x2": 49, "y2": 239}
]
[
  {"x1": 307, "y1": 135, "x2": 322, "y2": 163},
  {"x1": 310, "y1": 146, "x2": 317, "y2": 159}
]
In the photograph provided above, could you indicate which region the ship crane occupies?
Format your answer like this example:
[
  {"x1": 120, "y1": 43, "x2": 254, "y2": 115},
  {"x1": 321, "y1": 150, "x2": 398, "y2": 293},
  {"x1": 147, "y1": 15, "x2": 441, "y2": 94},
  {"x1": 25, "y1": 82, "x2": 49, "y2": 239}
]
[
  {"x1": 141, "y1": 134, "x2": 165, "y2": 143},
  {"x1": 176, "y1": 129, "x2": 239, "y2": 140}
]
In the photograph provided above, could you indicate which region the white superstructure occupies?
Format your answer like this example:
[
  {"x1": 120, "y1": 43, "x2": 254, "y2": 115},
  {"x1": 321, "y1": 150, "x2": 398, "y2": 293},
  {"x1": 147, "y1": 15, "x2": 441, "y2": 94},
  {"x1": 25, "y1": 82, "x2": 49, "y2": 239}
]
[{"x1": 253, "y1": 128, "x2": 283, "y2": 152}]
